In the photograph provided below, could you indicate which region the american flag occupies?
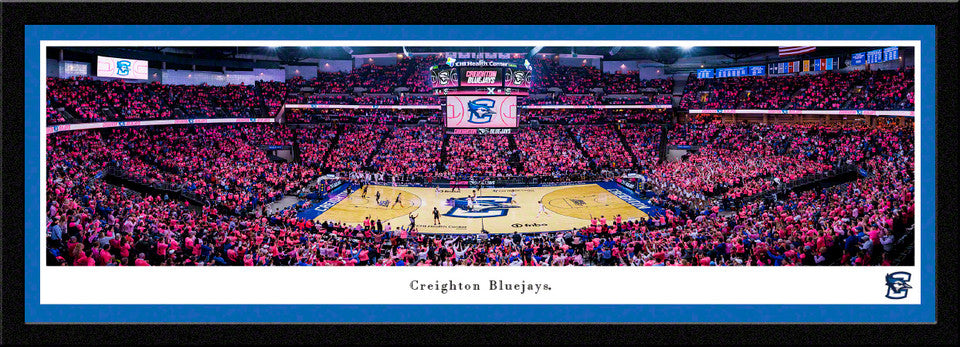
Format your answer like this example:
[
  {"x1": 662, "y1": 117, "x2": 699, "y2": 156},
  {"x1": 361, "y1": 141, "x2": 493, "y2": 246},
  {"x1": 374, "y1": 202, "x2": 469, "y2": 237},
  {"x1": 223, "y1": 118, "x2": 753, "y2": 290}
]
[{"x1": 779, "y1": 46, "x2": 816, "y2": 56}]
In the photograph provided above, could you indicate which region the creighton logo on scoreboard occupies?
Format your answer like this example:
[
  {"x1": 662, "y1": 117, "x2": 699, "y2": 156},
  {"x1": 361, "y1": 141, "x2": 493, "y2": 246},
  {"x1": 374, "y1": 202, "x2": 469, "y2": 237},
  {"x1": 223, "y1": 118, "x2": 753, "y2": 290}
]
[
  {"x1": 116, "y1": 60, "x2": 131, "y2": 76},
  {"x1": 467, "y1": 99, "x2": 496, "y2": 124},
  {"x1": 431, "y1": 69, "x2": 457, "y2": 86},
  {"x1": 505, "y1": 68, "x2": 531, "y2": 86},
  {"x1": 444, "y1": 196, "x2": 515, "y2": 218}
]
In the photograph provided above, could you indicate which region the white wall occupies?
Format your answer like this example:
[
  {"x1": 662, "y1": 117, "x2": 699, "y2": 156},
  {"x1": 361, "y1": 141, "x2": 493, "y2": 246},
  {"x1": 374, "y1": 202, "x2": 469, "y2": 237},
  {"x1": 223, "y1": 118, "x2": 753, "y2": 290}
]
[
  {"x1": 59, "y1": 60, "x2": 90, "y2": 79},
  {"x1": 842, "y1": 57, "x2": 911, "y2": 73},
  {"x1": 317, "y1": 59, "x2": 352, "y2": 73},
  {"x1": 46, "y1": 59, "x2": 61, "y2": 78},
  {"x1": 285, "y1": 65, "x2": 318, "y2": 80},
  {"x1": 557, "y1": 54, "x2": 601, "y2": 69},
  {"x1": 603, "y1": 60, "x2": 670, "y2": 80},
  {"x1": 354, "y1": 55, "x2": 398, "y2": 67}
]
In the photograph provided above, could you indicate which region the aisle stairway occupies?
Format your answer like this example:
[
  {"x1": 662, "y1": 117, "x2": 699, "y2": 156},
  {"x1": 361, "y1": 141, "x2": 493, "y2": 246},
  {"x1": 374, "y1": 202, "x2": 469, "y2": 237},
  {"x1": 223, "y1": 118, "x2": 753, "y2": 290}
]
[
  {"x1": 364, "y1": 126, "x2": 393, "y2": 168},
  {"x1": 320, "y1": 123, "x2": 344, "y2": 171},
  {"x1": 613, "y1": 124, "x2": 640, "y2": 170}
]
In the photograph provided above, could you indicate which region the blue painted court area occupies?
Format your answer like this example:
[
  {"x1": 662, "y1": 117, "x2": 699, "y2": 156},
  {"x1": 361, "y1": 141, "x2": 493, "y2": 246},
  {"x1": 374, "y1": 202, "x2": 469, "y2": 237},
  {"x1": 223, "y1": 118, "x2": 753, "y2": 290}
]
[
  {"x1": 296, "y1": 183, "x2": 358, "y2": 220},
  {"x1": 596, "y1": 181, "x2": 665, "y2": 218}
]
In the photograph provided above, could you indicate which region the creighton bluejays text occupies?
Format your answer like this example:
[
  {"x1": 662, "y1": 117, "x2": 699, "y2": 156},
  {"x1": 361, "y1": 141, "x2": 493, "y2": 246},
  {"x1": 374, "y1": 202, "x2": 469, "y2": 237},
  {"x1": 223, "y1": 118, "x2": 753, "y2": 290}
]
[{"x1": 409, "y1": 280, "x2": 552, "y2": 295}]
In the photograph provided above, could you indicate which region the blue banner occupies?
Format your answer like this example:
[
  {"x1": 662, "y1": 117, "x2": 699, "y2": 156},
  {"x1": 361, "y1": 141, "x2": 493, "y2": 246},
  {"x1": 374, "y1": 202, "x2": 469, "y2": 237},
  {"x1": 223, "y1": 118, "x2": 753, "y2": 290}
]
[
  {"x1": 716, "y1": 66, "x2": 748, "y2": 78},
  {"x1": 852, "y1": 52, "x2": 866, "y2": 65},
  {"x1": 696, "y1": 69, "x2": 714, "y2": 79},
  {"x1": 883, "y1": 46, "x2": 899, "y2": 62},
  {"x1": 866, "y1": 49, "x2": 884, "y2": 64}
]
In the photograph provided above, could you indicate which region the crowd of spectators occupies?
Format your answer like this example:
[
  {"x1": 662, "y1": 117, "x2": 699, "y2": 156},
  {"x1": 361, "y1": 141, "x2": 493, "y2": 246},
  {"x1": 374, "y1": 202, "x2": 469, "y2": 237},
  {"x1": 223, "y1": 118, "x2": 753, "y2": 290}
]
[
  {"x1": 42, "y1": 58, "x2": 917, "y2": 267},
  {"x1": 608, "y1": 109, "x2": 669, "y2": 123},
  {"x1": 48, "y1": 64, "x2": 915, "y2": 127},
  {"x1": 297, "y1": 125, "x2": 340, "y2": 169},
  {"x1": 522, "y1": 109, "x2": 665, "y2": 125},
  {"x1": 47, "y1": 77, "x2": 294, "y2": 121},
  {"x1": 397, "y1": 56, "x2": 444, "y2": 93},
  {"x1": 399, "y1": 94, "x2": 440, "y2": 105},
  {"x1": 514, "y1": 125, "x2": 589, "y2": 178},
  {"x1": 788, "y1": 71, "x2": 861, "y2": 110},
  {"x1": 285, "y1": 109, "x2": 440, "y2": 124},
  {"x1": 326, "y1": 124, "x2": 390, "y2": 172},
  {"x1": 847, "y1": 69, "x2": 915, "y2": 110},
  {"x1": 618, "y1": 124, "x2": 662, "y2": 170},
  {"x1": 570, "y1": 124, "x2": 634, "y2": 172},
  {"x1": 212, "y1": 84, "x2": 262, "y2": 118},
  {"x1": 369, "y1": 125, "x2": 443, "y2": 177},
  {"x1": 603, "y1": 74, "x2": 673, "y2": 94},
  {"x1": 680, "y1": 68, "x2": 914, "y2": 110},
  {"x1": 559, "y1": 94, "x2": 598, "y2": 105},
  {"x1": 529, "y1": 58, "x2": 602, "y2": 94},
  {"x1": 47, "y1": 106, "x2": 68, "y2": 125},
  {"x1": 113, "y1": 125, "x2": 320, "y2": 215},
  {"x1": 603, "y1": 95, "x2": 671, "y2": 105},
  {"x1": 442, "y1": 135, "x2": 516, "y2": 178},
  {"x1": 159, "y1": 84, "x2": 218, "y2": 118},
  {"x1": 256, "y1": 81, "x2": 287, "y2": 117},
  {"x1": 46, "y1": 118, "x2": 913, "y2": 267},
  {"x1": 47, "y1": 77, "x2": 114, "y2": 122}
]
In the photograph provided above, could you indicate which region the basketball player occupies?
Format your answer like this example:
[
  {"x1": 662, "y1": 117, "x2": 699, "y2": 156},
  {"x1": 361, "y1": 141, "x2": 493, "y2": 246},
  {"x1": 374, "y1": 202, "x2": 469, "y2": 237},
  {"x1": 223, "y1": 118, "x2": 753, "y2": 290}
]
[
  {"x1": 408, "y1": 212, "x2": 418, "y2": 231},
  {"x1": 392, "y1": 192, "x2": 404, "y2": 208},
  {"x1": 537, "y1": 200, "x2": 548, "y2": 217},
  {"x1": 433, "y1": 207, "x2": 441, "y2": 225},
  {"x1": 511, "y1": 191, "x2": 518, "y2": 206},
  {"x1": 361, "y1": 185, "x2": 368, "y2": 198},
  {"x1": 375, "y1": 191, "x2": 381, "y2": 205},
  {"x1": 435, "y1": 185, "x2": 440, "y2": 200}
]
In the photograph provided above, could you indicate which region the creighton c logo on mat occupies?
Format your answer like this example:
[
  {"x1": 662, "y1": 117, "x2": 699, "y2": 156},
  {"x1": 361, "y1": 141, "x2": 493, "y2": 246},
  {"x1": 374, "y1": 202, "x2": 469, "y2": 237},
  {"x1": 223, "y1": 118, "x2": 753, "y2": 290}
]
[
  {"x1": 884, "y1": 272, "x2": 912, "y2": 299},
  {"x1": 445, "y1": 196, "x2": 514, "y2": 218}
]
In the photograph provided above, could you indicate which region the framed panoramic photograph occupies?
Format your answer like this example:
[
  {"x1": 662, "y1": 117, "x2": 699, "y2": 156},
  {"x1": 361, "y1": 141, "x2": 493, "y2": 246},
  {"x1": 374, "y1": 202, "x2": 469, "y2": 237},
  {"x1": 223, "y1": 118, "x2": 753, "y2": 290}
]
[
  {"x1": 24, "y1": 23, "x2": 934, "y2": 322},
  {"x1": 3, "y1": 1, "x2": 954, "y2": 344}
]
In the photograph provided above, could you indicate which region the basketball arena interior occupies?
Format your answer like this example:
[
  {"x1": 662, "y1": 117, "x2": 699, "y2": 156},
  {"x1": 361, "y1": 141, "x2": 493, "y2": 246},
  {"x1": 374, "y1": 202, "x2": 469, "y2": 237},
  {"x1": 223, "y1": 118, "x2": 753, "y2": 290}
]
[{"x1": 44, "y1": 45, "x2": 915, "y2": 267}]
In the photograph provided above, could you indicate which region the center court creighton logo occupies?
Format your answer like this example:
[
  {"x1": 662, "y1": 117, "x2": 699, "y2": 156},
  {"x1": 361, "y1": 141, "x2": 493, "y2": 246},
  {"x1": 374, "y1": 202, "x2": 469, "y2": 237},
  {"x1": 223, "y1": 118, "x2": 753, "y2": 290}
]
[
  {"x1": 444, "y1": 196, "x2": 514, "y2": 218},
  {"x1": 116, "y1": 60, "x2": 132, "y2": 76},
  {"x1": 467, "y1": 99, "x2": 496, "y2": 124},
  {"x1": 884, "y1": 272, "x2": 912, "y2": 299}
]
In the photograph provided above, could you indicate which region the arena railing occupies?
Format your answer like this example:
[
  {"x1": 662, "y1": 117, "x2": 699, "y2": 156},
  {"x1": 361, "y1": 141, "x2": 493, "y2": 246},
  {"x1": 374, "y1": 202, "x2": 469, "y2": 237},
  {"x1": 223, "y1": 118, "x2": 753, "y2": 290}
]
[
  {"x1": 46, "y1": 117, "x2": 276, "y2": 134},
  {"x1": 520, "y1": 104, "x2": 671, "y2": 110},
  {"x1": 686, "y1": 109, "x2": 914, "y2": 116},
  {"x1": 331, "y1": 173, "x2": 620, "y2": 188}
]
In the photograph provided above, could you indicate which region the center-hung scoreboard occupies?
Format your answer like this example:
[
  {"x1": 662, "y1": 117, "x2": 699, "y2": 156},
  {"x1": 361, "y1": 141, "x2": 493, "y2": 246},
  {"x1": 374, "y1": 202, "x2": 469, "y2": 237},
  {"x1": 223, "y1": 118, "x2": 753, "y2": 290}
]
[{"x1": 430, "y1": 60, "x2": 532, "y2": 133}]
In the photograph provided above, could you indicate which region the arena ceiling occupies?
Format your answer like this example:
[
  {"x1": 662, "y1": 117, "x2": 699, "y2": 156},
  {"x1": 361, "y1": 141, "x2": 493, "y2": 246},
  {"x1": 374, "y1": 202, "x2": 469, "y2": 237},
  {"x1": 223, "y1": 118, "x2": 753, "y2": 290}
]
[
  {"x1": 53, "y1": 45, "x2": 909, "y2": 67},
  {"x1": 150, "y1": 46, "x2": 894, "y2": 62}
]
